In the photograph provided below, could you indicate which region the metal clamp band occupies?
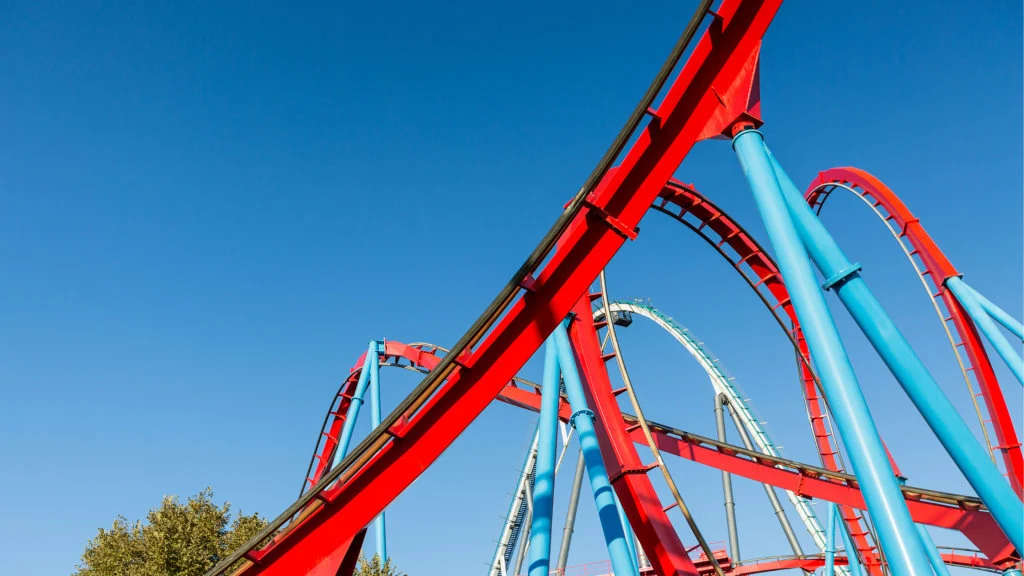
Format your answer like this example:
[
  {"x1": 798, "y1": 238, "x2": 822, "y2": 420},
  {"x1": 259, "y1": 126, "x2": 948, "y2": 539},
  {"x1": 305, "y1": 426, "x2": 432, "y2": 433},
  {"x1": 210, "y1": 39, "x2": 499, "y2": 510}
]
[
  {"x1": 569, "y1": 409, "x2": 595, "y2": 429},
  {"x1": 822, "y1": 262, "x2": 862, "y2": 291}
]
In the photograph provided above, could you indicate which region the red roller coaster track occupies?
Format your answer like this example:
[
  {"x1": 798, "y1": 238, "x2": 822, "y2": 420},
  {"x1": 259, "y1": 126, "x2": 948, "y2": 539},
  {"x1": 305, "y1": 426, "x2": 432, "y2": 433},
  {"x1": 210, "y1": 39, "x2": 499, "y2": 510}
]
[
  {"x1": 304, "y1": 339, "x2": 1011, "y2": 570},
  {"x1": 806, "y1": 168, "x2": 1023, "y2": 498},
  {"x1": 204, "y1": 1, "x2": 1022, "y2": 574}
]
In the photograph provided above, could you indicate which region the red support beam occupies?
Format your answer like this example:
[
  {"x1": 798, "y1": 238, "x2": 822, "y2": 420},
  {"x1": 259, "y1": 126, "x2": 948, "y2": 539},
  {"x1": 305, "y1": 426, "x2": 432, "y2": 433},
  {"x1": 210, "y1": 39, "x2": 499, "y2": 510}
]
[
  {"x1": 566, "y1": 297, "x2": 700, "y2": 576},
  {"x1": 637, "y1": 427, "x2": 1017, "y2": 566},
  {"x1": 807, "y1": 167, "x2": 1023, "y2": 497}
]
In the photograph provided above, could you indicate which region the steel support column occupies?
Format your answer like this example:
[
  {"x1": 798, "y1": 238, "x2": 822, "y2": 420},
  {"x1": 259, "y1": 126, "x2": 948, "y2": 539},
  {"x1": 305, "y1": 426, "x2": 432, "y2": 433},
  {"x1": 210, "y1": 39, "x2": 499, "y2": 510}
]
[
  {"x1": 769, "y1": 152, "x2": 1024, "y2": 548},
  {"x1": 527, "y1": 339, "x2": 562, "y2": 576},
  {"x1": 551, "y1": 322, "x2": 639, "y2": 576},
  {"x1": 915, "y1": 525, "x2": 951, "y2": 576},
  {"x1": 947, "y1": 277, "x2": 1024, "y2": 386},
  {"x1": 733, "y1": 128, "x2": 932, "y2": 575},
  {"x1": 367, "y1": 341, "x2": 387, "y2": 562},
  {"x1": 556, "y1": 450, "x2": 586, "y2": 573},
  {"x1": 716, "y1": 393, "x2": 741, "y2": 562}
]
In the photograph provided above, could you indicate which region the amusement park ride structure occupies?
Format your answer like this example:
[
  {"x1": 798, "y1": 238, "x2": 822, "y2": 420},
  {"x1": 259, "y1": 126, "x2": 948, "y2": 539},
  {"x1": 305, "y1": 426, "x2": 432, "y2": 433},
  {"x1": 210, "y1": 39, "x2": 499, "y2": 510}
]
[{"x1": 203, "y1": 1, "x2": 1023, "y2": 575}]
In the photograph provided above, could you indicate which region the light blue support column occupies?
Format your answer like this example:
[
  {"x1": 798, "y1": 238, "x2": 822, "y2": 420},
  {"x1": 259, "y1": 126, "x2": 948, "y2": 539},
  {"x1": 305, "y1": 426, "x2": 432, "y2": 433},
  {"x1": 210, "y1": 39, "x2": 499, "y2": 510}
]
[
  {"x1": 551, "y1": 322, "x2": 639, "y2": 576},
  {"x1": 767, "y1": 149, "x2": 1024, "y2": 552},
  {"x1": 527, "y1": 338, "x2": 562, "y2": 576},
  {"x1": 915, "y1": 525, "x2": 951, "y2": 576},
  {"x1": 962, "y1": 283, "x2": 1024, "y2": 341},
  {"x1": 613, "y1": 492, "x2": 639, "y2": 574},
  {"x1": 947, "y1": 277, "x2": 1024, "y2": 386},
  {"x1": 331, "y1": 341, "x2": 378, "y2": 469},
  {"x1": 367, "y1": 340, "x2": 387, "y2": 562},
  {"x1": 733, "y1": 129, "x2": 931, "y2": 576},
  {"x1": 824, "y1": 503, "x2": 837, "y2": 576}
]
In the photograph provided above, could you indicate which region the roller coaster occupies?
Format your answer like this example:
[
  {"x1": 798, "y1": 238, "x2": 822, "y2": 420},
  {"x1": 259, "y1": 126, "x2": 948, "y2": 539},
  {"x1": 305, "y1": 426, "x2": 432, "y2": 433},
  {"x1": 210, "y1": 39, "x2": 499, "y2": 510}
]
[{"x1": 203, "y1": 1, "x2": 1023, "y2": 575}]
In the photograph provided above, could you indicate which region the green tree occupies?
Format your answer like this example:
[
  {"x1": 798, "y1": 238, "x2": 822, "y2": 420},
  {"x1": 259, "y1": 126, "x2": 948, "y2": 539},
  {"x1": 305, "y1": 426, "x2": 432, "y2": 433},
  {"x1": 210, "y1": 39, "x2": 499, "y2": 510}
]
[
  {"x1": 354, "y1": 554, "x2": 405, "y2": 576},
  {"x1": 73, "y1": 488, "x2": 266, "y2": 576}
]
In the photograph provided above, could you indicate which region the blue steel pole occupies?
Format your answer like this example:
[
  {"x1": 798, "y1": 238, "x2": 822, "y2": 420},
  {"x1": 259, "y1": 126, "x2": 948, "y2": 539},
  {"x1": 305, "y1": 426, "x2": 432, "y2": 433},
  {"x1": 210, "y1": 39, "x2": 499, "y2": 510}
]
[
  {"x1": 824, "y1": 503, "x2": 837, "y2": 576},
  {"x1": 733, "y1": 129, "x2": 932, "y2": 576},
  {"x1": 331, "y1": 342, "x2": 378, "y2": 470},
  {"x1": 613, "y1": 492, "x2": 639, "y2": 574},
  {"x1": 527, "y1": 338, "x2": 562, "y2": 576},
  {"x1": 767, "y1": 149, "x2": 1024, "y2": 549},
  {"x1": 947, "y1": 277, "x2": 1024, "y2": 386},
  {"x1": 836, "y1": 512, "x2": 866, "y2": 576},
  {"x1": 914, "y1": 525, "x2": 951, "y2": 576},
  {"x1": 368, "y1": 341, "x2": 387, "y2": 562},
  {"x1": 962, "y1": 283, "x2": 1024, "y2": 341},
  {"x1": 551, "y1": 322, "x2": 639, "y2": 576}
]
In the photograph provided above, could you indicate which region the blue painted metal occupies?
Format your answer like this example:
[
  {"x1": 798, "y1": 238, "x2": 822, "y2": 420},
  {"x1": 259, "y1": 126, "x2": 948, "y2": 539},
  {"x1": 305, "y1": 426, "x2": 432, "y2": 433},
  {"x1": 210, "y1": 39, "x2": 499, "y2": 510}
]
[
  {"x1": 963, "y1": 283, "x2": 1024, "y2": 341},
  {"x1": 367, "y1": 340, "x2": 387, "y2": 562},
  {"x1": 331, "y1": 342, "x2": 378, "y2": 469},
  {"x1": 733, "y1": 129, "x2": 932, "y2": 576},
  {"x1": 1003, "y1": 570, "x2": 1023, "y2": 576},
  {"x1": 613, "y1": 492, "x2": 639, "y2": 574},
  {"x1": 835, "y1": 508, "x2": 866, "y2": 576},
  {"x1": 767, "y1": 149, "x2": 1024, "y2": 550},
  {"x1": 527, "y1": 338, "x2": 561, "y2": 576},
  {"x1": 915, "y1": 525, "x2": 951, "y2": 576},
  {"x1": 551, "y1": 321, "x2": 638, "y2": 576},
  {"x1": 947, "y1": 277, "x2": 1024, "y2": 386},
  {"x1": 824, "y1": 503, "x2": 837, "y2": 576}
]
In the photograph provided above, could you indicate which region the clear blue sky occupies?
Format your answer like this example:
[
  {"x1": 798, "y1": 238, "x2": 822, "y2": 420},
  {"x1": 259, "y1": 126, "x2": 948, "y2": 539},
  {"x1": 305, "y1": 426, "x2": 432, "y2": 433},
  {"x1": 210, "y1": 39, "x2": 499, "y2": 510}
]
[{"x1": 1, "y1": 1, "x2": 1021, "y2": 575}]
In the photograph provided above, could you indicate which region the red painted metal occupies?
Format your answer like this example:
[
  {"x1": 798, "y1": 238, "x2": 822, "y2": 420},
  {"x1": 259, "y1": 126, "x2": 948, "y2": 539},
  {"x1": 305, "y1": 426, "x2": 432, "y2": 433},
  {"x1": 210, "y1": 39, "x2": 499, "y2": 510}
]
[
  {"x1": 806, "y1": 168, "x2": 1024, "y2": 498},
  {"x1": 652, "y1": 181, "x2": 883, "y2": 570},
  {"x1": 566, "y1": 297, "x2": 701, "y2": 576},
  {"x1": 638, "y1": 426, "x2": 1017, "y2": 566},
  {"x1": 313, "y1": 340, "x2": 1017, "y2": 570},
  {"x1": 230, "y1": 3, "x2": 783, "y2": 574},
  {"x1": 727, "y1": 552, "x2": 997, "y2": 575}
]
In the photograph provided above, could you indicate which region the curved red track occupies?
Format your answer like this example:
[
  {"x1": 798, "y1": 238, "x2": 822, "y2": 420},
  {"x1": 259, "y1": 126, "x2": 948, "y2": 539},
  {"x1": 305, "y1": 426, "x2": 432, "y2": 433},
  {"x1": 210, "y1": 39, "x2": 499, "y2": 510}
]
[
  {"x1": 302, "y1": 175, "x2": 1023, "y2": 574},
  {"x1": 308, "y1": 339, "x2": 1010, "y2": 571},
  {"x1": 806, "y1": 168, "x2": 1023, "y2": 498},
  {"x1": 651, "y1": 181, "x2": 883, "y2": 569}
]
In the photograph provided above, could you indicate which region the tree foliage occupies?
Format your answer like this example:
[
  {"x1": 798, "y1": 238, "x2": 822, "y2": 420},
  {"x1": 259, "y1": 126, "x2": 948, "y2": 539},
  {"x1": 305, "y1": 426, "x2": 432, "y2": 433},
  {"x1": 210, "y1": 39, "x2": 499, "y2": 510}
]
[
  {"x1": 73, "y1": 488, "x2": 267, "y2": 576},
  {"x1": 354, "y1": 554, "x2": 405, "y2": 576}
]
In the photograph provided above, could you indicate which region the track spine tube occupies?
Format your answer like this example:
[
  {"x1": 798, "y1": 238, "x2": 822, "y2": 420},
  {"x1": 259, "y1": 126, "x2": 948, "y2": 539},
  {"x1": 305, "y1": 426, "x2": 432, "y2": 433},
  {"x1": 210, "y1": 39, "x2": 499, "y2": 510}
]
[
  {"x1": 947, "y1": 277, "x2": 1024, "y2": 386},
  {"x1": 331, "y1": 342, "x2": 378, "y2": 470},
  {"x1": 368, "y1": 341, "x2": 387, "y2": 562},
  {"x1": 527, "y1": 339, "x2": 561, "y2": 576},
  {"x1": 733, "y1": 128, "x2": 932, "y2": 576},
  {"x1": 768, "y1": 150, "x2": 1024, "y2": 548},
  {"x1": 551, "y1": 321, "x2": 639, "y2": 576}
]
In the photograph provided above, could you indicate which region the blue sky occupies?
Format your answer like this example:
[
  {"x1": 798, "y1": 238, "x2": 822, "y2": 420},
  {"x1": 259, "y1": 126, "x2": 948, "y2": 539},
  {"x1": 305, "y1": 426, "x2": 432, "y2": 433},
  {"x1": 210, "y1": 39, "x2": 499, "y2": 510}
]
[{"x1": 1, "y1": 1, "x2": 1021, "y2": 575}]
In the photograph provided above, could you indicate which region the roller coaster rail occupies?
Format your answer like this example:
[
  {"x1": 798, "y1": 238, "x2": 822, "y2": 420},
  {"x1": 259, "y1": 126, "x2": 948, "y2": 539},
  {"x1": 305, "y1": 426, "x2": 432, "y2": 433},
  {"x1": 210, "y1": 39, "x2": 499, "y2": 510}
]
[{"x1": 202, "y1": 1, "x2": 1023, "y2": 575}]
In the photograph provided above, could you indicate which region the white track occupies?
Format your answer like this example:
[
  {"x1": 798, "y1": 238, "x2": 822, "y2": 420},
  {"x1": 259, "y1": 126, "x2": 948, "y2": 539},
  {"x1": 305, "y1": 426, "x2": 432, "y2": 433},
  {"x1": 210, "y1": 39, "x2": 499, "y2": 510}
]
[{"x1": 597, "y1": 300, "x2": 829, "y2": 553}]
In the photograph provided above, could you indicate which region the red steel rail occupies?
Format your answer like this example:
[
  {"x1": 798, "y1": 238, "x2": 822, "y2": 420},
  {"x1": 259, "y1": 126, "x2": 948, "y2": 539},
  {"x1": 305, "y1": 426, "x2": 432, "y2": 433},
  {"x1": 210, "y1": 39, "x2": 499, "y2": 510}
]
[
  {"x1": 308, "y1": 339, "x2": 1016, "y2": 569},
  {"x1": 806, "y1": 167, "x2": 1023, "y2": 498},
  {"x1": 214, "y1": 3, "x2": 784, "y2": 574}
]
